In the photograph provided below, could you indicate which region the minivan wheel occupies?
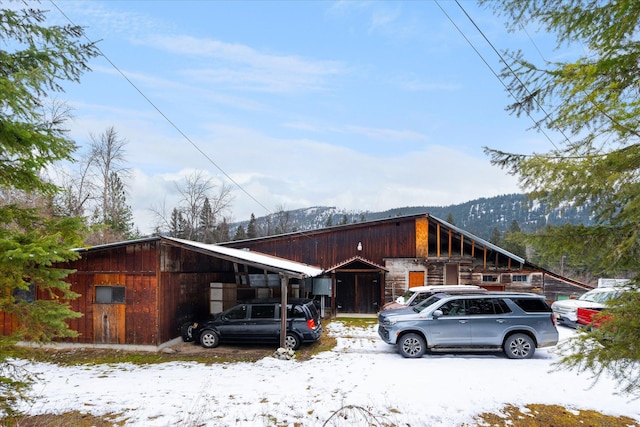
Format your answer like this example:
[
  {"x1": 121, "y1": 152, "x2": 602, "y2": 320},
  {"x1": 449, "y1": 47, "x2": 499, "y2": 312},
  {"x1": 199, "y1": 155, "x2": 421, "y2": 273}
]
[
  {"x1": 200, "y1": 330, "x2": 220, "y2": 349},
  {"x1": 397, "y1": 333, "x2": 426, "y2": 358},
  {"x1": 285, "y1": 332, "x2": 301, "y2": 350},
  {"x1": 504, "y1": 333, "x2": 535, "y2": 359},
  {"x1": 180, "y1": 322, "x2": 194, "y2": 342}
]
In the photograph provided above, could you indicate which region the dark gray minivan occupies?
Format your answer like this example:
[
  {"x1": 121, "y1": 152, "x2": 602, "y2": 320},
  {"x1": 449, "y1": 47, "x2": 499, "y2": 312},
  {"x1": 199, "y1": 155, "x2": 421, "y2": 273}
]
[
  {"x1": 182, "y1": 298, "x2": 322, "y2": 350},
  {"x1": 378, "y1": 292, "x2": 558, "y2": 359}
]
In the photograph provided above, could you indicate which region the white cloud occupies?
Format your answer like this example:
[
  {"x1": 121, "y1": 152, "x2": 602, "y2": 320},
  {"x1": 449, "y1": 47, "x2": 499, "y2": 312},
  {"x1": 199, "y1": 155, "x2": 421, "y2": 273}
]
[
  {"x1": 345, "y1": 125, "x2": 428, "y2": 141},
  {"x1": 143, "y1": 35, "x2": 346, "y2": 93}
]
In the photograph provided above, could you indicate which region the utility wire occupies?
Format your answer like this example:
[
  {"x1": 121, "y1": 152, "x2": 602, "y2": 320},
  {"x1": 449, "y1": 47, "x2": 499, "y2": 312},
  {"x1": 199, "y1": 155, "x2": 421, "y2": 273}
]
[
  {"x1": 49, "y1": 0, "x2": 273, "y2": 217},
  {"x1": 434, "y1": 0, "x2": 563, "y2": 151},
  {"x1": 454, "y1": 0, "x2": 572, "y2": 150}
]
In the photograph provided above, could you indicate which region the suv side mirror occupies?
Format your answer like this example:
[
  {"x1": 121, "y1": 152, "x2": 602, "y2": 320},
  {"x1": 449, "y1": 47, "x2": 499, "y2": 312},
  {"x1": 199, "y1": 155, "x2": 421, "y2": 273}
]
[{"x1": 432, "y1": 309, "x2": 443, "y2": 319}]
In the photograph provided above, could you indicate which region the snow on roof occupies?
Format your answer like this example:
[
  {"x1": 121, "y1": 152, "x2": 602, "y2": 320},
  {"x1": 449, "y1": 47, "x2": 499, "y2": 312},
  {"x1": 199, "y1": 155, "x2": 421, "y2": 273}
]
[{"x1": 164, "y1": 237, "x2": 324, "y2": 279}]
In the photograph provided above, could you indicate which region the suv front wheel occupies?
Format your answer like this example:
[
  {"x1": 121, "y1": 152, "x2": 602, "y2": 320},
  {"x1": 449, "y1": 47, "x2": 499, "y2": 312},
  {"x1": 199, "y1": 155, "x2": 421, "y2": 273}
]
[
  {"x1": 397, "y1": 333, "x2": 426, "y2": 358},
  {"x1": 503, "y1": 333, "x2": 535, "y2": 359}
]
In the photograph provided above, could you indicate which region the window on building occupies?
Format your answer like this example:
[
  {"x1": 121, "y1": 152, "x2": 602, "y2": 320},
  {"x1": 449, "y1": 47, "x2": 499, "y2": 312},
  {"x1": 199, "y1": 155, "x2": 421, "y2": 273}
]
[
  {"x1": 95, "y1": 286, "x2": 126, "y2": 304},
  {"x1": 14, "y1": 283, "x2": 35, "y2": 303},
  {"x1": 512, "y1": 274, "x2": 529, "y2": 283},
  {"x1": 482, "y1": 275, "x2": 498, "y2": 283}
]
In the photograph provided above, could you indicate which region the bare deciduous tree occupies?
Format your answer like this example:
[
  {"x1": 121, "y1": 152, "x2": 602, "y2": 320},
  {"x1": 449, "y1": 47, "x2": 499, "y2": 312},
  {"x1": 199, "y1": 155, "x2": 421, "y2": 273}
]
[
  {"x1": 89, "y1": 126, "x2": 130, "y2": 224},
  {"x1": 151, "y1": 170, "x2": 233, "y2": 242}
]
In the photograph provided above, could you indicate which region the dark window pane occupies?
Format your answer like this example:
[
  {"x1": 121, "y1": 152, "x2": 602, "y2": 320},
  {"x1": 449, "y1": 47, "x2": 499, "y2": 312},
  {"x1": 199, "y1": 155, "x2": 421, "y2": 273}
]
[
  {"x1": 226, "y1": 305, "x2": 247, "y2": 320},
  {"x1": 468, "y1": 298, "x2": 495, "y2": 315},
  {"x1": 512, "y1": 298, "x2": 551, "y2": 313},
  {"x1": 96, "y1": 286, "x2": 111, "y2": 303},
  {"x1": 96, "y1": 286, "x2": 126, "y2": 304},
  {"x1": 112, "y1": 286, "x2": 125, "y2": 303},
  {"x1": 251, "y1": 305, "x2": 275, "y2": 319},
  {"x1": 495, "y1": 299, "x2": 512, "y2": 314}
]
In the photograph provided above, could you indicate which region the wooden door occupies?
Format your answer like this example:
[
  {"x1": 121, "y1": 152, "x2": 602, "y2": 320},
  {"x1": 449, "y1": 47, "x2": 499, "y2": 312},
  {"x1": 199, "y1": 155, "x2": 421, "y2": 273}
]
[
  {"x1": 409, "y1": 271, "x2": 425, "y2": 288},
  {"x1": 356, "y1": 273, "x2": 381, "y2": 313},
  {"x1": 336, "y1": 274, "x2": 355, "y2": 313},
  {"x1": 93, "y1": 304, "x2": 126, "y2": 344},
  {"x1": 92, "y1": 275, "x2": 127, "y2": 344},
  {"x1": 445, "y1": 264, "x2": 459, "y2": 285}
]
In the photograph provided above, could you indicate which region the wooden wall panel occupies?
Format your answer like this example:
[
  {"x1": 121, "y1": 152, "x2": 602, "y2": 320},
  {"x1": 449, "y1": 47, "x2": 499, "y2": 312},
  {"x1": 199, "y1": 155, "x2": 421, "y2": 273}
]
[
  {"x1": 226, "y1": 217, "x2": 419, "y2": 268},
  {"x1": 415, "y1": 217, "x2": 429, "y2": 258}
]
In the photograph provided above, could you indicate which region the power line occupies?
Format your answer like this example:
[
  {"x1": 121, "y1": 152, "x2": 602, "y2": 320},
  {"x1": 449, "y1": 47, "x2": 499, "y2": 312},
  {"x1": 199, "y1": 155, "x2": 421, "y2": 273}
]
[
  {"x1": 434, "y1": 0, "x2": 563, "y2": 151},
  {"x1": 49, "y1": 0, "x2": 273, "y2": 217}
]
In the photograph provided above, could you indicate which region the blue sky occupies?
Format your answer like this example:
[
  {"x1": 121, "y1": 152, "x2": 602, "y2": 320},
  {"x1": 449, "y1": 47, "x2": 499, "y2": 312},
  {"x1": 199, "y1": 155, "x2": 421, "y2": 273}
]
[{"x1": 45, "y1": 1, "x2": 564, "y2": 233}]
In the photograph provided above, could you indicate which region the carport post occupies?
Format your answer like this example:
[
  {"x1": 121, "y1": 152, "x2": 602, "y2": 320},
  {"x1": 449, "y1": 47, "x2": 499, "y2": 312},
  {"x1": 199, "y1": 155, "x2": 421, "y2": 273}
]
[{"x1": 279, "y1": 273, "x2": 288, "y2": 349}]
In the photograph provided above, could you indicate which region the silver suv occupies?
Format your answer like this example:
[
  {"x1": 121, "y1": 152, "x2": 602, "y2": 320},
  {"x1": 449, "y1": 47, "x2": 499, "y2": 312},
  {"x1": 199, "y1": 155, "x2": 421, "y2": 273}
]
[{"x1": 378, "y1": 292, "x2": 558, "y2": 359}]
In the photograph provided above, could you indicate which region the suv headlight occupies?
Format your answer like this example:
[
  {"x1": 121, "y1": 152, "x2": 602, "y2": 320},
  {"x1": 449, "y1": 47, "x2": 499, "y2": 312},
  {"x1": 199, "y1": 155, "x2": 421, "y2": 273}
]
[{"x1": 382, "y1": 318, "x2": 397, "y2": 327}]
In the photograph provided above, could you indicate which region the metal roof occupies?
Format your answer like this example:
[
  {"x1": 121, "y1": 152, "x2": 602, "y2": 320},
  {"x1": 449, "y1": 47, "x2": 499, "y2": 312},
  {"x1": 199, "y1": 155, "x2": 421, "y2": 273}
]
[
  {"x1": 164, "y1": 237, "x2": 324, "y2": 279},
  {"x1": 75, "y1": 236, "x2": 324, "y2": 280}
]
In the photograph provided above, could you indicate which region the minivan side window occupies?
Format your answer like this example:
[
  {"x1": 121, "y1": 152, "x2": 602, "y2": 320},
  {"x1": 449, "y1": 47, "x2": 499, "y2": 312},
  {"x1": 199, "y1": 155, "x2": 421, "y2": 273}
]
[
  {"x1": 226, "y1": 305, "x2": 248, "y2": 320},
  {"x1": 251, "y1": 304, "x2": 275, "y2": 319}
]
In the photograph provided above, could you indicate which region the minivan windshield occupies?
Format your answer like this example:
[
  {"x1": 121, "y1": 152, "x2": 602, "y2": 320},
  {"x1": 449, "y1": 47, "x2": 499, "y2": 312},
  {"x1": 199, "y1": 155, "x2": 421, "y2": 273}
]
[{"x1": 412, "y1": 294, "x2": 445, "y2": 313}]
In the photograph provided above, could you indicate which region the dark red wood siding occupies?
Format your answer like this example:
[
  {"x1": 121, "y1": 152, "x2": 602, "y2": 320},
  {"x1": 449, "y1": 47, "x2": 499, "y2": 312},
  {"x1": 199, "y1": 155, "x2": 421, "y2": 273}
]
[{"x1": 228, "y1": 217, "x2": 418, "y2": 268}]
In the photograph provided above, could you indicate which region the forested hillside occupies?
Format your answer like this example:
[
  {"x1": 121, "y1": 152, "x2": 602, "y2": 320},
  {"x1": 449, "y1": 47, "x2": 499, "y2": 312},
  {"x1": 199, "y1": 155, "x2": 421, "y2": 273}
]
[{"x1": 232, "y1": 193, "x2": 595, "y2": 240}]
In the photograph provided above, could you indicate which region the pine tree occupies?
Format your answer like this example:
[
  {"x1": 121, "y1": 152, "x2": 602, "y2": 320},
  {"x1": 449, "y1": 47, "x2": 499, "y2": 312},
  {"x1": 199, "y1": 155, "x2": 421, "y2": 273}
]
[
  {"x1": 325, "y1": 215, "x2": 333, "y2": 227},
  {"x1": 247, "y1": 214, "x2": 258, "y2": 239},
  {"x1": 0, "y1": 4, "x2": 98, "y2": 414},
  {"x1": 169, "y1": 208, "x2": 186, "y2": 238},
  {"x1": 485, "y1": 0, "x2": 640, "y2": 396},
  {"x1": 446, "y1": 212, "x2": 456, "y2": 226},
  {"x1": 215, "y1": 217, "x2": 231, "y2": 243},
  {"x1": 233, "y1": 224, "x2": 247, "y2": 240},
  {"x1": 502, "y1": 220, "x2": 526, "y2": 258},
  {"x1": 198, "y1": 197, "x2": 215, "y2": 243},
  {"x1": 104, "y1": 172, "x2": 134, "y2": 239},
  {"x1": 489, "y1": 227, "x2": 502, "y2": 246}
]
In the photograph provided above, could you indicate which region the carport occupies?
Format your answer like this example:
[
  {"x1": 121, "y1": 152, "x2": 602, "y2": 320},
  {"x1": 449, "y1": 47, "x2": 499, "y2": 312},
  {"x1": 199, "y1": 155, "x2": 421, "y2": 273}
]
[{"x1": 164, "y1": 237, "x2": 325, "y2": 348}]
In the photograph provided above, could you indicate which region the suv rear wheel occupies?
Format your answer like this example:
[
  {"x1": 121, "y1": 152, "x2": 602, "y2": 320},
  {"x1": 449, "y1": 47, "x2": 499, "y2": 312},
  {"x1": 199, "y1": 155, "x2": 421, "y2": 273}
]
[
  {"x1": 503, "y1": 333, "x2": 535, "y2": 359},
  {"x1": 397, "y1": 333, "x2": 426, "y2": 358}
]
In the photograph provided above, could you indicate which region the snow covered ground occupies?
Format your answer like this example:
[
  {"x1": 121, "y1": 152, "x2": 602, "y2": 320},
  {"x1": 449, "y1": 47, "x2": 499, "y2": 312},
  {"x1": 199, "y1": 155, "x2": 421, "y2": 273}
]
[{"x1": 14, "y1": 323, "x2": 640, "y2": 426}]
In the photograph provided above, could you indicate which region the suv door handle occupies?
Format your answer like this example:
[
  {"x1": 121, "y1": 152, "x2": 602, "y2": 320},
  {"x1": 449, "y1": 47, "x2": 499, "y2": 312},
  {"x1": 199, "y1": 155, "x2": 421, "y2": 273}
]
[
  {"x1": 459, "y1": 320, "x2": 468, "y2": 324},
  {"x1": 496, "y1": 319, "x2": 505, "y2": 323}
]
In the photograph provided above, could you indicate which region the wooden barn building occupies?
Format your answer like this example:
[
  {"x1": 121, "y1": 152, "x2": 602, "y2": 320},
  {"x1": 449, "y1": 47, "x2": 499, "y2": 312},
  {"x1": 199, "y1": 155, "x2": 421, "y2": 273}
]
[
  {"x1": 2, "y1": 236, "x2": 322, "y2": 348},
  {"x1": 2, "y1": 213, "x2": 587, "y2": 348},
  {"x1": 223, "y1": 213, "x2": 588, "y2": 315}
]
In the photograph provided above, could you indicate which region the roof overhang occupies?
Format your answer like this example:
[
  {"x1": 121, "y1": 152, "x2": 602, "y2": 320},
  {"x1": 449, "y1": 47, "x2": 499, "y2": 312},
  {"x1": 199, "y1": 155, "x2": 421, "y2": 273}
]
[{"x1": 163, "y1": 237, "x2": 324, "y2": 280}]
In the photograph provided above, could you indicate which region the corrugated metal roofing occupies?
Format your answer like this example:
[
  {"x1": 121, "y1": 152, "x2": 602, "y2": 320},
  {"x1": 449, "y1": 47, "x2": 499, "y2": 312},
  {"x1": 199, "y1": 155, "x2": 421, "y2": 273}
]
[
  {"x1": 164, "y1": 237, "x2": 324, "y2": 279},
  {"x1": 75, "y1": 236, "x2": 324, "y2": 279}
]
